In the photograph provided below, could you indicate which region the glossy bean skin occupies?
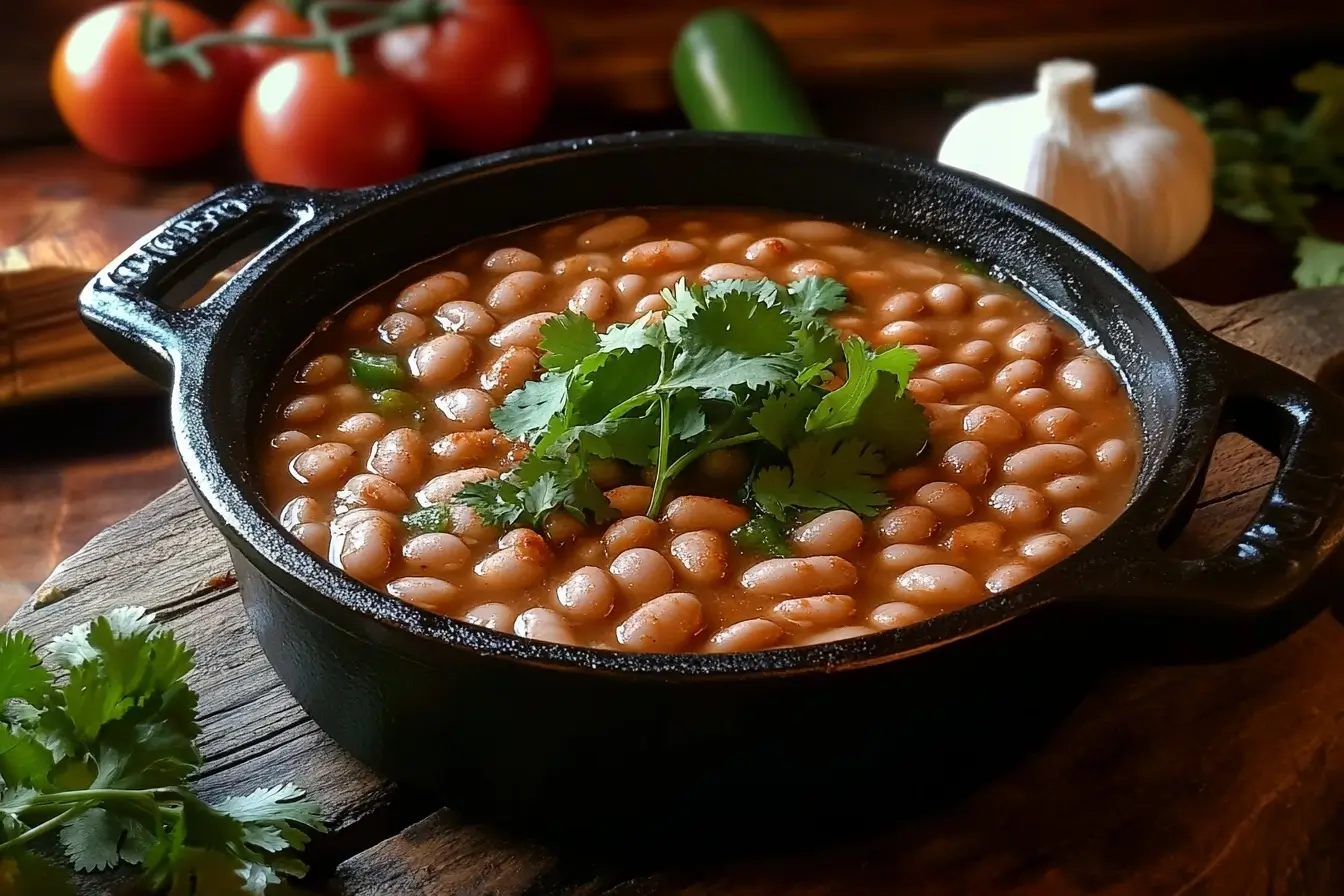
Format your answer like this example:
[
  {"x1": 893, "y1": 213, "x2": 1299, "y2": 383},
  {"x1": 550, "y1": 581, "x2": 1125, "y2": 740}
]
[
  {"x1": 434, "y1": 300, "x2": 496, "y2": 336},
  {"x1": 403, "y1": 533, "x2": 472, "y2": 575},
  {"x1": 578, "y1": 215, "x2": 649, "y2": 250},
  {"x1": 663, "y1": 496, "x2": 750, "y2": 533},
  {"x1": 669, "y1": 530, "x2": 730, "y2": 584},
  {"x1": 409, "y1": 334, "x2": 473, "y2": 388},
  {"x1": 616, "y1": 592, "x2": 703, "y2": 652},
  {"x1": 387, "y1": 576, "x2": 459, "y2": 612},
  {"x1": 609, "y1": 548, "x2": 675, "y2": 601},
  {"x1": 1002, "y1": 444, "x2": 1088, "y2": 482},
  {"x1": 475, "y1": 545, "x2": 548, "y2": 590},
  {"x1": 622, "y1": 240, "x2": 702, "y2": 270},
  {"x1": 479, "y1": 347, "x2": 539, "y2": 398},
  {"x1": 291, "y1": 442, "x2": 355, "y2": 485},
  {"x1": 556, "y1": 566, "x2": 618, "y2": 622},
  {"x1": 568, "y1": 278, "x2": 615, "y2": 319},
  {"x1": 486, "y1": 271, "x2": 548, "y2": 313},
  {"x1": 986, "y1": 485, "x2": 1051, "y2": 528},
  {"x1": 335, "y1": 412, "x2": 387, "y2": 446},
  {"x1": 606, "y1": 485, "x2": 654, "y2": 517},
  {"x1": 940, "y1": 440, "x2": 992, "y2": 486},
  {"x1": 772, "y1": 594, "x2": 855, "y2": 627},
  {"x1": 434, "y1": 388, "x2": 496, "y2": 431},
  {"x1": 378, "y1": 311, "x2": 428, "y2": 350},
  {"x1": 963, "y1": 405, "x2": 1023, "y2": 443},
  {"x1": 869, "y1": 601, "x2": 930, "y2": 630},
  {"x1": 293, "y1": 521, "x2": 331, "y2": 554},
  {"x1": 417, "y1": 467, "x2": 498, "y2": 505},
  {"x1": 397, "y1": 271, "x2": 469, "y2": 313},
  {"x1": 701, "y1": 262, "x2": 765, "y2": 281},
  {"x1": 740, "y1": 556, "x2": 858, "y2": 598},
  {"x1": 333, "y1": 517, "x2": 394, "y2": 583},
  {"x1": 790, "y1": 510, "x2": 864, "y2": 556},
  {"x1": 913, "y1": 482, "x2": 975, "y2": 519},
  {"x1": 985, "y1": 563, "x2": 1035, "y2": 594},
  {"x1": 705, "y1": 618, "x2": 784, "y2": 653},
  {"x1": 281, "y1": 496, "x2": 325, "y2": 528},
  {"x1": 514, "y1": 608, "x2": 576, "y2": 645},
  {"x1": 602, "y1": 516, "x2": 661, "y2": 556},
  {"x1": 1019, "y1": 532, "x2": 1073, "y2": 567},
  {"x1": 464, "y1": 602, "x2": 515, "y2": 631},
  {"x1": 297, "y1": 353, "x2": 344, "y2": 385},
  {"x1": 893, "y1": 564, "x2": 984, "y2": 607},
  {"x1": 876, "y1": 505, "x2": 940, "y2": 544},
  {"x1": 484, "y1": 247, "x2": 542, "y2": 274},
  {"x1": 368, "y1": 428, "x2": 426, "y2": 487},
  {"x1": 283, "y1": 394, "x2": 327, "y2": 424},
  {"x1": 874, "y1": 544, "x2": 949, "y2": 575},
  {"x1": 338, "y1": 473, "x2": 408, "y2": 511}
]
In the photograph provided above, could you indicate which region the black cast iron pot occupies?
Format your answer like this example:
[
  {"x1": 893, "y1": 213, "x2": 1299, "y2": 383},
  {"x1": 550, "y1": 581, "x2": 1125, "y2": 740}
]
[{"x1": 80, "y1": 132, "x2": 1344, "y2": 839}]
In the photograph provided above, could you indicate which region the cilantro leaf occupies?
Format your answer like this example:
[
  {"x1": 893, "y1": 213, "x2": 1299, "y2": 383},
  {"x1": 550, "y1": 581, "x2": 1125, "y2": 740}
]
[
  {"x1": 668, "y1": 391, "x2": 708, "y2": 442},
  {"x1": 455, "y1": 454, "x2": 614, "y2": 528},
  {"x1": 730, "y1": 516, "x2": 793, "y2": 558},
  {"x1": 537, "y1": 312, "x2": 600, "y2": 372},
  {"x1": 849, "y1": 380, "x2": 930, "y2": 466},
  {"x1": 749, "y1": 387, "x2": 822, "y2": 450},
  {"x1": 0, "y1": 632, "x2": 51, "y2": 708},
  {"x1": 792, "y1": 321, "x2": 842, "y2": 382},
  {"x1": 491, "y1": 374, "x2": 568, "y2": 443},
  {"x1": 0, "y1": 725, "x2": 53, "y2": 790},
  {"x1": 60, "y1": 807, "x2": 133, "y2": 872},
  {"x1": 547, "y1": 416, "x2": 661, "y2": 466},
  {"x1": 752, "y1": 435, "x2": 889, "y2": 519},
  {"x1": 569, "y1": 345, "x2": 662, "y2": 424},
  {"x1": 661, "y1": 279, "x2": 704, "y2": 338},
  {"x1": 679, "y1": 291, "x2": 796, "y2": 358},
  {"x1": 807, "y1": 338, "x2": 920, "y2": 435},
  {"x1": 212, "y1": 784, "x2": 324, "y2": 830},
  {"x1": 597, "y1": 316, "x2": 666, "y2": 354},
  {"x1": 704, "y1": 277, "x2": 781, "y2": 306},
  {"x1": 784, "y1": 276, "x2": 848, "y2": 321},
  {"x1": 4, "y1": 851, "x2": 76, "y2": 896},
  {"x1": 1294, "y1": 235, "x2": 1344, "y2": 287}
]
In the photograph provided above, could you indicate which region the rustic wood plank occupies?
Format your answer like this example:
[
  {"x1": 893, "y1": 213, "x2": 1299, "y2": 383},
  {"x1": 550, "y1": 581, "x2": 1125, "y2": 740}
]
[{"x1": 6, "y1": 288, "x2": 1342, "y2": 894}]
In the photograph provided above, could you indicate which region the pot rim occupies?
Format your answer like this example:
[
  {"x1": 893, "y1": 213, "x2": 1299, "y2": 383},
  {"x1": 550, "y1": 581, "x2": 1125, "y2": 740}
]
[{"x1": 167, "y1": 131, "x2": 1216, "y2": 677}]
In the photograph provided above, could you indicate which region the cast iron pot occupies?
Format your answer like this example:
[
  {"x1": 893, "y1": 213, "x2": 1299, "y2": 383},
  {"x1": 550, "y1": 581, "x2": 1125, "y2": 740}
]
[{"x1": 81, "y1": 132, "x2": 1344, "y2": 837}]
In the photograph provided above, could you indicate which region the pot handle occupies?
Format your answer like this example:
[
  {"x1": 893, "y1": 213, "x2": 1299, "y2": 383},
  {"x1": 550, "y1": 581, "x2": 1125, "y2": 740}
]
[
  {"x1": 1078, "y1": 340, "x2": 1344, "y2": 624},
  {"x1": 79, "y1": 182, "x2": 316, "y2": 386}
]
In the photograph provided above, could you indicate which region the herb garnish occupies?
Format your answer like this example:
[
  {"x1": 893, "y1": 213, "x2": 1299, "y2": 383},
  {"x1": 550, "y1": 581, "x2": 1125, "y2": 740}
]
[
  {"x1": 450, "y1": 275, "x2": 928, "y2": 536},
  {"x1": 1185, "y1": 62, "x2": 1344, "y2": 287},
  {"x1": 0, "y1": 608, "x2": 322, "y2": 895}
]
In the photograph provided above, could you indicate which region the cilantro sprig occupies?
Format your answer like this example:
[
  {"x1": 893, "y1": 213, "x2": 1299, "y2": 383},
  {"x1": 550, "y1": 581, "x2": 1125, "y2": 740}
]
[
  {"x1": 0, "y1": 609, "x2": 323, "y2": 895},
  {"x1": 446, "y1": 275, "x2": 929, "y2": 539},
  {"x1": 1185, "y1": 62, "x2": 1344, "y2": 287}
]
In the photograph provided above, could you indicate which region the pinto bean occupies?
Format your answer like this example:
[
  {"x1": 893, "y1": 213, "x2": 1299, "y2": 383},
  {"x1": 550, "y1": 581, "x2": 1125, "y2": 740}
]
[
  {"x1": 409, "y1": 334, "x2": 473, "y2": 388},
  {"x1": 386, "y1": 577, "x2": 459, "y2": 612},
  {"x1": 297, "y1": 353, "x2": 344, "y2": 386},
  {"x1": 1057, "y1": 356, "x2": 1118, "y2": 400},
  {"x1": 669, "y1": 530, "x2": 730, "y2": 584},
  {"x1": 875, "y1": 505, "x2": 939, "y2": 544},
  {"x1": 417, "y1": 467, "x2": 498, "y2": 505},
  {"x1": 291, "y1": 442, "x2": 355, "y2": 485},
  {"x1": 568, "y1": 278, "x2": 615, "y2": 319},
  {"x1": 924, "y1": 283, "x2": 968, "y2": 315},
  {"x1": 1005, "y1": 322, "x2": 1056, "y2": 360},
  {"x1": 475, "y1": 545, "x2": 548, "y2": 590},
  {"x1": 551, "y1": 253, "x2": 614, "y2": 279},
  {"x1": 779, "y1": 220, "x2": 852, "y2": 243},
  {"x1": 609, "y1": 548, "x2": 675, "y2": 601},
  {"x1": 701, "y1": 262, "x2": 766, "y2": 281},
  {"x1": 491, "y1": 312, "x2": 557, "y2": 349},
  {"x1": 790, "y1": 510, "x2": 864, "y2": 556},
  {"x1": 335, "y1": 412, "x2": 387, "y2": 446},
  {"x1": 465, "y1": 602, "x2": 516, "y2": 631},
  {"x1": 479, "y1": 347, "x2": 539, "y2": 398},
  {"x1": 555, "y1": 566, "x2": 618, "y2": 622},
  {"x1": 271, "y1": 430, "x2": 314, "y2": 453},
  {"x1": 663, "y1": 496, "x2": 750, "y2": 533},
  {"x1": 873, "y1": 544, "x2": 950, "y2": 575},
  {"x1": 744, "y1": 237, "x2": 799, "y2": 264},
  {"x1": 293, "y1": 522, "x2": 330, "y2": 554},
  {"x1": 1002, "y1": 444, "x2": 1088, "y2": 481},
  {"x1": 378, "y1": 311, "x2": 428, "y2": 350},
  {"x1": 940, "y1": 440, "x2": 992, "y2": 486},
  {"x1": 338, "y1": 473, "x2": 409, "y2": 511},
  {"x1": 869, "y1": 601, "x2": 931, "y2": 630},
  {"x1": 283, "y1": 394, "x2": 327, "y2": 424},
  {"x1": 621, "y1": 240, "x2": 702, "y2": 270},
  {"x1": 1058, "y1": 506, "x2": 1107, "y2": 543},
  {"x1": 368, "y1": 428, "x2": 426, "y2": 487},
  {"x1": 578, "y1": 215, "x2": 650, "y2": 250},
  {"x1": 514, "y1": 608, "x2": 576, "y2": 645},
  {"x1": 402, "y1": 533, "x2": 471, "y2": 575},
  {"x1": 1094, "y1": 438, "x2": 1135, "y2": 473},
  {"x1": 485, "y1": 271, "x2": 548, "y2": 314},
  {"x1": 333, "y1": 517, "x2": 394, "y2": 583},
  {"x1": 1044, "y1": 474, "x2": 1098, "y2": 505},
  {"x1": 606, "y1": 485, "x2": 654, "y2": 517},
  {"x1": 1018, "y1": 532, "x2": 1074, "y2": 567},
  {"x1": 705, "y1": 618, "x2": 784, "y2": 653},
  {"x1": 992, "y1": 359, "x2": 1046, "y2": 394},
  {"x1": 483, "y1": 247, "x2": 542, "y2": 274},
  {"x1": 913, "y1": 481, "x2": 975, "y2": 519},
  {"x1": 397, "y1": 271, "x2": 469, "y2": 313},
  {"x1": 963, "y1": 405, "x2": 1023, "y2": 443},
  {"x1": 740, "y1": 556, "x2": 858, "y2": 598},
  {"x1": 894, "y1": 564, "x2": 984, "y2": 607},
  {"x1": 986, "y1": 484, "x2": 1051, "y2": 528},
  {"x1": 772, "y1": 594, "x2": 856, "y2": 627},
  {"x1": 434, "y1": 300, "x2": 496, "y2": 336},
  {"x1": 602, "y1": 515, "x2": 661, "y2": 556},
  {"x1": 616, "y1": 592, "x2": 703, "y2": 652},
  {"x1": 985, "y1": 563, "x2": 1035, "y2": 594}
]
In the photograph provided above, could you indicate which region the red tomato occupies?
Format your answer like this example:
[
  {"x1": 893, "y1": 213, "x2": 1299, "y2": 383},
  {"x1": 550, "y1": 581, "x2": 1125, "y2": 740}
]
[
  {"x1": 375, "y1": 0, "x2": 553, "y2": 155},
  {"x1": 241, "y1": 53, "x2": 426, "y2": 189},
  {"x1": 230, "y1": 0, "x2": 311, "y2": 79},
  {"x1": 50, "y1": 1, "x2": 248, "y2": 168}
]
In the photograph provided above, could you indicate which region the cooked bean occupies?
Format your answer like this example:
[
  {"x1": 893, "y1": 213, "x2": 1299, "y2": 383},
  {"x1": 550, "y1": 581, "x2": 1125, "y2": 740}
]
[
  {"x1": 613, "y1": 273, "x2": 648, "y2": 300},
  {"x1": 925, "y1": 282, "x2": 968, "y2": 315},
  {"x1": 442, "y1": 504, "x2": 500, "y2": 543},
  {"x1": 1005, "y1": 322, "x2": 1056, "y2": 360},
  {"x1": 1029, "y1": 407, "x2": 1085, "y2": 442},
  {"x1": 985, "y1": 563, "x2": 1035, "y2": 594},
  {"x1": 1095, "y1": 438, "x2": 1135, "y2": 472},
  {"x1": 798, "y1": 625, "x2": 875, "y2": 646},
  {"x1": 271, "y1": 430, "x2": 315, "y2": 453},
  {"x1": 744, "y1": 237, "x2": 798, "y2": 263},
  {"x1": 780, "y1": 220, "x2": 851, "y2": 243},
  {"x1": 976, "y1": 293, "x2": 1013, "y2": 313},
  {"x1": 885, "y1": 463, "x2": 935, "y2": 493},
  {"x1": 986, "y1": 484, "x2": 1050, "y2": 528},
  {"x1": 417, "y1": 467, "x2": 498, "y2": 505},
  {"x1": 556, "y1": 566, "x2": 618, "y2": 622},
  {"x1": 291, "y1": 442, "x2": 355, "y2": 485},
  {"x1": 622, "y1": 240, "x2": 702, "y2": 270},
  {"x1": 740, "y1": 556, "x2": 858, "y2": 598},
  {"x1": 696, "y1": 448, "x2": 750, "y2": 481},
  {"x1": 334, "y1": 412, "x2": 386, "y2": 446},
  {"x1": 484, "y1": 247, "x2": 542, "y2": 274},
  {"x1": 846, "y1": 269, "x2": 891, "y2": 294},
  {"x1": 1057, "y1": 356, "x2": 1118, "y2": 400},
  {"x1": 669, "y1": 530, "x2": 730, "y2": 584},
  {"x1": 906, "y1": 377, "x2": 945, "y2": 403},
  {"x1": 568, "y1": 278, "x2": 615, "y2": 319},
  {"x1": 499, "y1": 527, "x2": 553, "y2": 558},
  {"x1": 939, "y1": 440, "x2": 992, "y2": 486},
  {"x1": 339, "y1": 473, "x2": 409, "y2": 511},
  {"x1": 952, "y1": 339, "x2": 996, "y2": 366},
  {"x1": 479, "y1": 346, "x2": 539, "y2": 397},
  {"x1": 705, "y1": 618, "x2": 784, "y2": 653},
  {"x1": 344, "y1": 303, "x2": 382, "y2": 332},
  {"x1": 578, "y1": 215, "x2": 649, "y2": 250},
  {"x1": 475, "y1": 545, "x2": 548, "y2": 589},
  {"x1": 293, "y1": 521, "x2": 330, "y2": 554},
  {"x1": 825, "y1": 245, "x2": 869, "y2": 267},
  {"x1": 281, "y1": 496, "x2": 325, "y2": 529},
  {"x1": 334, "y1": 517, "x2": 394, "y2": 583},
  {"x1": 717, "y1": 232, "x2": 754, "y2": 255},
  {"x1": 538, "y1": 509, "x2": 584, "y2": 545},
  {"x1": 874, "y1": 543, "x2": 951, "y2": 575},
  {"x1": 514, "y1": 608, "x2": 576, "y2": 645},
  {"x1": 368, "y1": 428, "x2": 426, "y2": 487},
  {"x1": 431, "y1": 430, "x2": 506, "y2": 471},
  {"x1": 609, "y1": 548, "x2": 675, "y2": 601},
  {"x1": 701, "y1": 262, "x2": 765, "y2": 281},
  {"x1": 485, "y1": 271, "x2": 547, "y2": 314},
  {"x1": 876, "y1": 505, "x2": 939, "y2": 544},
  {"x1": 787, "y1": 258, "x2": 838, "y2": 279},
  {"x1": 869, "y1": 601, "x2": 930, "y2": 630},
  {"x1": 434, "y1": 300, "x2": 496, "y2": 336},
  {"x1": 616, "y1": 592, "x2": 703, "y2": 652},
  {"x1": 927, "y1": 363, "x2": 983, "y2": 392},
  {"x1": 387, "y1": 576, "x2": 459, "y2": 612},
  {"x1": 977, "y1": 317, "x2": 1012, "y2": 337},
  {"x1": 773, "y1": 594, "x2": 855, "y2": 627},
  {"x1": 791, "y1": 510, "x2": 864, "y2": 556},
  {"x1": 1009, "y1": 387, "x2": 1055, "y2": 417},
  {"x1": 1044, "y1": 475, "x2": 1097, "y2": 505},
  {"x1": 397, "y1": 271, "x2": 469, "y2": 313},
  {"x1": 880, "y1": 291, "x2": 924, "y2": 320},
  {"x1": 663, "y1": 496, "x2": 750, "y2": 533},
  {"x1": 888, "y1": 259, "x2": 944, "y2": 282},
  {"x1": 490, "y1": 312, "x2": 556, "y2": 349},
  {"x1": 1018, "y1": 532, "x2": 1073, "y2": 567},
  {"x1": 297, "y1": 353, "x2": 344, "y2": 385},
  {"x1": 330, "y1": 507, "x2": 401, "y2": 535},
  {"x1": 1058, "y1": 506, "x2": 1107, "y2": 543},
  {"x1": 465, "y1": 602, "x2": 516, "y2": 631},
  {"x1": 963, "y1": 405, "x2": 1023, "y2": 443},
  {"x1": 403, "y1": 532, "x2": 471, "y2": 575},
  {"x1": 894, "y1": 564, "x2": 983, "y2": 607},
  {"x1": 992, "y1": 359, "x2": 1046, "y2": 393},
  {"x1": 602, "y1": 515, "x2": 660, "y2": 556},
  {"x1": 551, "y1": 253, "x2": 614, "y2": 279},
  {"x1": 1002, "y1": 443, "x2": 1088, "y2": 481},
  {"x1": 606, "y1": 485, "x2": 653, "y2": 517},
  {"x1": 907, "y1": 344, "x2": 942, "y2": 368},
  {"x1": 283, "y1": 394, "x2": 328, "y2": 424},
  {"x1": 946, "y1": 521, "x2": 1006, "y2": 553},
  {"x1": 378, "y1": 311, "x2": 428, "y2": 350},
  {"x1": 634, "y1": 294, "x2": 670, "y2": 314},
  {"x1": 913, "y1": 481, "x2": 974, "y2": 519},
  {"x1": 434, "y1": 388, "x2": 495, "y2": 431},
  {"x1": 878, "y1": 320, "x2": 928, "y2": 345},
  {"x1": 409, "y1": 333, "x2": 473, "y2": 388}
]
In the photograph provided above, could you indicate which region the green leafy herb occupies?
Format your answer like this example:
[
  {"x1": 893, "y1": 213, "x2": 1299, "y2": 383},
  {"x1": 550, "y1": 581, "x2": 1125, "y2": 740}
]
[
  {"x1": 1186, "y1": 62, "x2": 1344, "y2": 287},
  {"x1": 0, "y1": 609, "x2": 323, "y2": 895},
  {"x1": 455, "y1": 275, "x2": 930, "y2": 526},
  {"x1": 402, "y1": 504, "x2": 457, "y2": 536},
  {"x1": 730, "y1": 515, "x2": 793, "y2": 558},
  {"x1": 348, "y1": 349, "x2": 405, "y2": 390}
]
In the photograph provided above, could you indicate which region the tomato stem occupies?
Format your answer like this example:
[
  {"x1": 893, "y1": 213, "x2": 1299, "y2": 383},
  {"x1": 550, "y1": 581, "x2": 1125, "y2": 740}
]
[{"x1": 141, "y1": 0, "x2": 449, "y2": 79}]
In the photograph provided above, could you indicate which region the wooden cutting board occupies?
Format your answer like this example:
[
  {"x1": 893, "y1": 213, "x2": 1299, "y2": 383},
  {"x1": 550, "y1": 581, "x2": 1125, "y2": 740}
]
[{"x1": 7, "y1": 286, "x2": 1344, "y2": 894}]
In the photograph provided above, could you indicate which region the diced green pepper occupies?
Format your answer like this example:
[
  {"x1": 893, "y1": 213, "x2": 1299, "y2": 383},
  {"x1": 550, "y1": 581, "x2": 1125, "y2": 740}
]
[
  {"x1": 372, "y1": 389, "x2": 424, "y2": 427},
  {"x1": 731, "y1": 515, "x2": 792, "y2": 559},
  {"x1": 403, "y1": 504, "x2": 454, "y2": 536},
  {"x1": 349, "y1": 349, "x2": 404, "y2": 390}
]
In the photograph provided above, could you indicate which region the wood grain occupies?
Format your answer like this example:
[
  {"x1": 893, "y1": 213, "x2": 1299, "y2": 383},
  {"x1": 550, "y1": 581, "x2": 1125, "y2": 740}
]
[{"x1": 7, "y1": 288, "x2": 1342, "y2": 894}]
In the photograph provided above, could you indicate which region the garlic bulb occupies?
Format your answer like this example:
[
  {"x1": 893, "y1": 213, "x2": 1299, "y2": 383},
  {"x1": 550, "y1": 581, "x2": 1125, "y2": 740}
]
[{"x1": 937, "y1": 59, "x2": 1214, "y2": 272}]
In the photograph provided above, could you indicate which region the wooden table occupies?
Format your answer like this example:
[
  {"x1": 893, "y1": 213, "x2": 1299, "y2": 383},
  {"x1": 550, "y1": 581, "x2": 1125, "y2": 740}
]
[{"x1": 8, "y1": 286, "x2": 1344, "y2": 894}]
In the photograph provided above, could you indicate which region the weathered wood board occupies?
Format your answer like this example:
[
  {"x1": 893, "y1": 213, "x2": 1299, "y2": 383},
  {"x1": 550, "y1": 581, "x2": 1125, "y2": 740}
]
[{"x1": 7, "y1": 289, "x2": 1344, "y2": 894}]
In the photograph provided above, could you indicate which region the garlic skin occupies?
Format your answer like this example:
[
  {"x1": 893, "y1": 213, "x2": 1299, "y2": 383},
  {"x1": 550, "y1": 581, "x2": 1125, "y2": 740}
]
[{"x1": 937, "y1": 59, "x2": 1214, "y2": 272}]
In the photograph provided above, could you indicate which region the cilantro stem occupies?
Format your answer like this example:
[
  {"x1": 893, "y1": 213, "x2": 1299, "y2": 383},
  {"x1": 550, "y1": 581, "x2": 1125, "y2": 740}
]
[
  {"x1": 25, "y1": 787, "x2": 177, "y2": 808},
  {"x1": 649, "y1": 394, "x2": 675, "y2": 515},
  {"x1": 603, "y1": 392, "x2": 656, "y2": 422},
  {"x1": 656, "y1": 432, "x2": 765, "y2": 505},
  {"x1": 0, "y1": 802, "x2": 90, "y2": 854}
]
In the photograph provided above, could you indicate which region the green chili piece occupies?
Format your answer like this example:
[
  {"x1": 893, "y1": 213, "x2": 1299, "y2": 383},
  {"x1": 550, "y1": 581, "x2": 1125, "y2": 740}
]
[{"x1": 349, "y1": 349, "x2": 404, "y2": 390}]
